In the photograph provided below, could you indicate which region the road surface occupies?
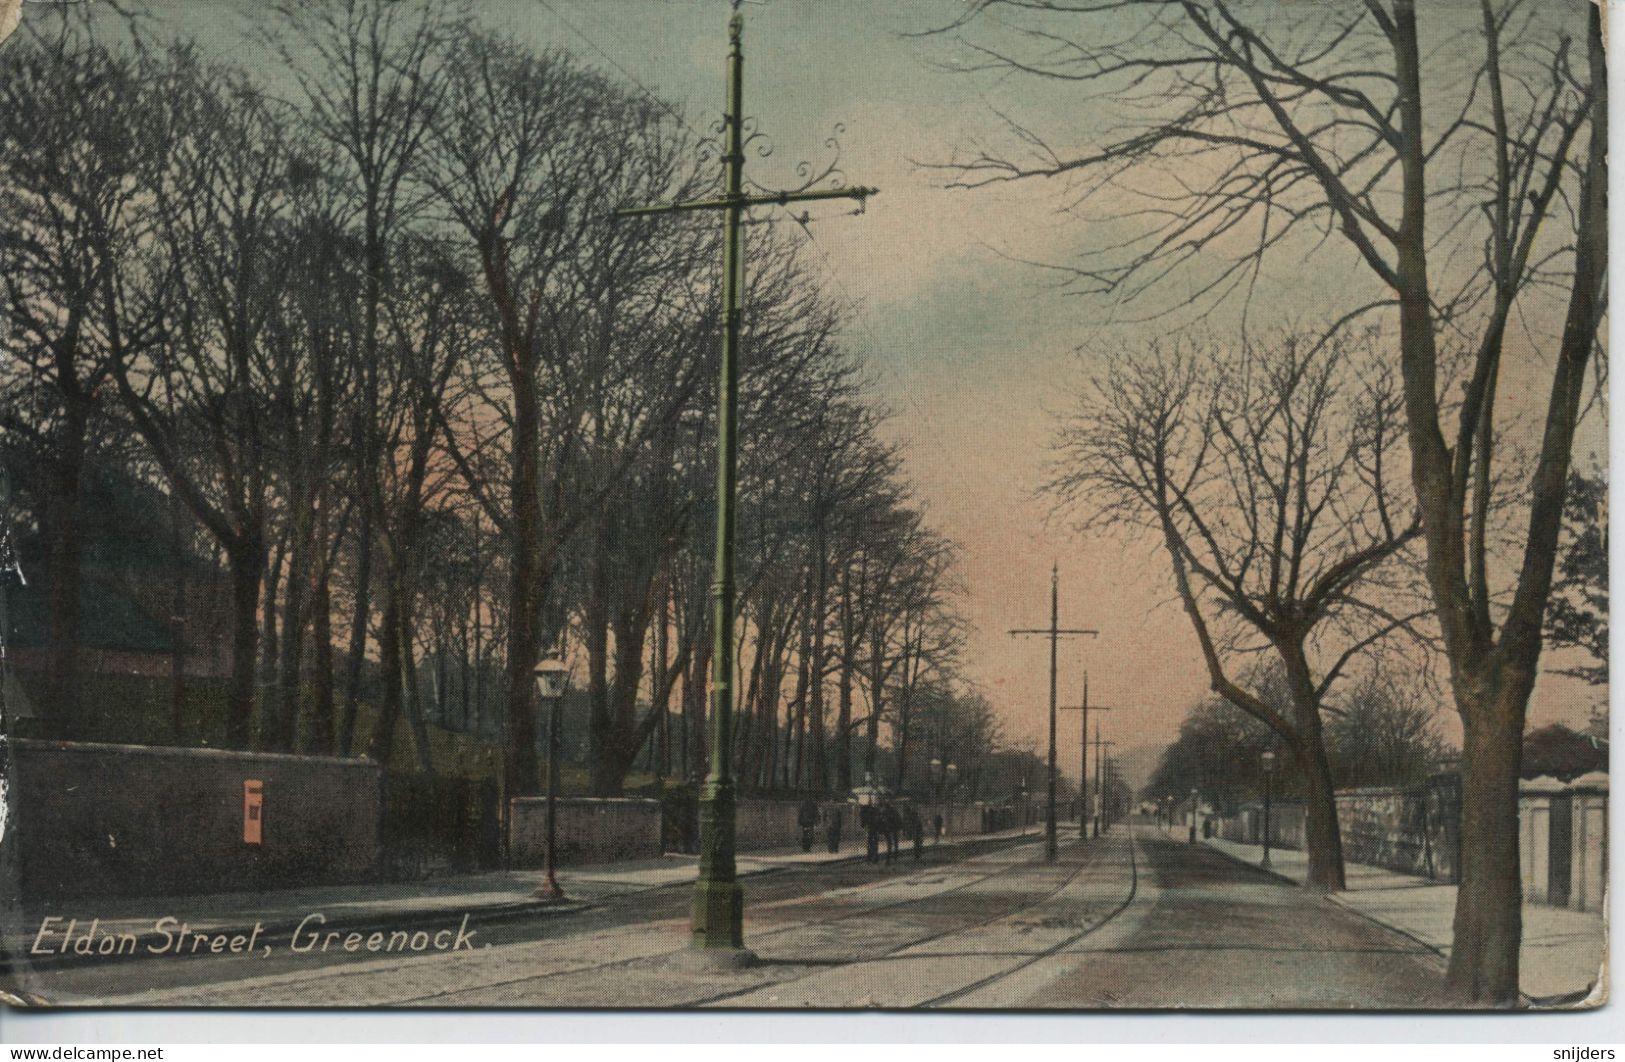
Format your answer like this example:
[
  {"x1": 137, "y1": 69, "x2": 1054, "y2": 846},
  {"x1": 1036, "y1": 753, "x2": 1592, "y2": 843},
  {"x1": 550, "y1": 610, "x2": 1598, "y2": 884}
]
[{"x1": 24, "y1": 822, "x2": 1455, "y2": 1009}]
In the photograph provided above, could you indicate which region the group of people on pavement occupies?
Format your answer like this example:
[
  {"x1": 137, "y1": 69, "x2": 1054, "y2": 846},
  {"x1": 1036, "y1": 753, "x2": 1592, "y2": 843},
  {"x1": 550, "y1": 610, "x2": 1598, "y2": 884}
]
[
  {"x1": 797, "y1": 796, "x2": 929, "y2": 866},
  {"x1": 798, "y1": 796, "x2": 845, "y2": 854}
]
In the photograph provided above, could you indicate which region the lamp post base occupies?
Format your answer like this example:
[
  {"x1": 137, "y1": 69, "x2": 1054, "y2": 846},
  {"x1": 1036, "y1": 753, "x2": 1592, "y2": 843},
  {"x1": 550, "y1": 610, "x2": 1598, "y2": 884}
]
[
  {"x1": 533, "y1": 875, "x2": 566, "y2": 901},
  {"x1": 669, "y1": 943, "x2": 758, "y2": 971},
  {"x1": 691, "y1": 876, "x2": 745, "y2": 951}
]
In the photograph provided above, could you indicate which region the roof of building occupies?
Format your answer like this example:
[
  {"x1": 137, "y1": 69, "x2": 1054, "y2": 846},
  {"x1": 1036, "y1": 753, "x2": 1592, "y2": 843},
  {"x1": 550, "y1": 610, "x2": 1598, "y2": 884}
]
[{"x1": 5, "y1": 578, "x2": 173, "y2": 654}]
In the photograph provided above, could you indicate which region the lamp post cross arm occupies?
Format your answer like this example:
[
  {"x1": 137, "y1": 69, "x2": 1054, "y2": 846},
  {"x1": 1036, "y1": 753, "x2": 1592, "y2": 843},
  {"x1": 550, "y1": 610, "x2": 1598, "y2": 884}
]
[
  {"x1": 1007, "y1": 628, "x2": 1098, "y2": 637},
  {"x1": 614, "y1": 185, "x2": 879, "y2": 219}
]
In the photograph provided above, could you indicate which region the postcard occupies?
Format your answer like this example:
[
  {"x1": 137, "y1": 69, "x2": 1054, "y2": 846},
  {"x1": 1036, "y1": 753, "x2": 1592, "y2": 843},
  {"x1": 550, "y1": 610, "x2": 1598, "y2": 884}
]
[{"x1": 0, "y1": 0, "x2": 1606, "y2": 1011}]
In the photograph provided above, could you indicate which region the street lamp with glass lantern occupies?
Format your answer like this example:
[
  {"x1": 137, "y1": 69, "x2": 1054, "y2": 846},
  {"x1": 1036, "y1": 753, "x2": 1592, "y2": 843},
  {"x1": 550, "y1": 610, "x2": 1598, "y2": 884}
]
[
  {"x1": 929, "y1": 758, "x2": 944, "y2": 840},
  {"x1": 1260, "y1": 747, "x2": 1278, "y2": 869},
  {"x1": 533, "y1": 656, "x2": 569, "y2": 901}
]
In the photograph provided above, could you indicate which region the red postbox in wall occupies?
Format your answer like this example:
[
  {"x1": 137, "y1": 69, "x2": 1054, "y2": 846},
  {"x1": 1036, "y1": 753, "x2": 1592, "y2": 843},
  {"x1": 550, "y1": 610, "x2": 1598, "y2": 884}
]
[{"x1": 243, "y1": 779, "x2": 263, "y2": 845}]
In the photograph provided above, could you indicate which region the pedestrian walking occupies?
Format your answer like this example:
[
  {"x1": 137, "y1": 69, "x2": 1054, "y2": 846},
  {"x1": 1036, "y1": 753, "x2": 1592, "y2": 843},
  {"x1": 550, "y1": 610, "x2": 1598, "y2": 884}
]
[
  {"x1": 861, "y1": 804, "x2": 879, "y2": 864},
  {"x1": 826, "y1": 806, "x2": 843, "y2": 853},
  {"x1": 903, "y1": 804, "x2": 923, "y2": 861},
  {"x1": 798, "y1": 796, "x2": 819, "y2": 853}
]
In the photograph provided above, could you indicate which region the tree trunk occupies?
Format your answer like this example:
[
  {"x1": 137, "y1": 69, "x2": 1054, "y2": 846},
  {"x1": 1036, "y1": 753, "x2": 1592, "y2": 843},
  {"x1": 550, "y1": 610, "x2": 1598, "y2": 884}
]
[
  {"x1": 864, "y1": 632, "x2": 884, "y2": 780},
  {"x1": 368, "y1": 574, "x2": 405, "y2": 768},
  {"x1": 1446, "y1": 667, "x2": 1527, "y2": 1006},
  {"x1": 836, "y1": 563, "x2": 855, "y2": 793},
  {"x1": 398, "y1": 593, "x2": 435, "y2": 775},
  {"x1": 271, "y1": 499, "x2": 311, "y2": 753},
  {"x1": 259, "y1": 534, "x2": 285, "y2": 735},
  {"x1": 502, "y1": 364, "x2": 544, "y2": 797},
  {"x1": 43, "y1": 422, "x2": 84, "y2": 737},
  {"x1": 585, "y1": 517, "x2": 614, "y2": 794},
  {"x1": 224, "y1": 537, "x2": 264, "y2": 749},
  {"x1": 596, "y1": 610, "x2": 652, "y2": 798},
  {"x1": 736, "y1": 616, "x2": 766, "y2": 790},
  {"x1": 654, "y1": 585, "x2": 670, "y2": 778},
  {"x1": 338, "y1": 501, "x2": 372, "y2": 757},
  {"x1": 1296, "y1": 723, "x2": 1347, "y2": 893},
  {"x1": 307, "y1": 546, "x2": 336, "y2": 755},
  {"x1": 168, "y1": 496, "x2": 188, "y2": 744},
  {"x1": 808, "y1": 540, "x2": 828, "y2": 793},
  {"x1": 1280, "y1": 638, "x2": 1347, "y2": 892},
  {"x1": 683, "y1": 632, "x2": 711, "y2": 782}
]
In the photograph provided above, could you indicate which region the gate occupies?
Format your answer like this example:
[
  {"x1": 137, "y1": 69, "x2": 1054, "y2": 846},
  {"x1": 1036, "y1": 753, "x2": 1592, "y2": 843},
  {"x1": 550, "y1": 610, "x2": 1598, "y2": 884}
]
[
  {"x1": 380, "y1": 773, "x2": 502, "y2": 879},
  {"x1": 1548, "y1": 791, "x2": 1573, "y2": 907}
]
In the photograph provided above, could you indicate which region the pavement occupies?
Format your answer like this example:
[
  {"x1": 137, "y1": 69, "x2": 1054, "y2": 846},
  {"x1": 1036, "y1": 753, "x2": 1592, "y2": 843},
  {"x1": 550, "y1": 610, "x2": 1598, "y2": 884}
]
[
  {"x1": 5, "y1": 823, "x2": 1494, "y2": 1010},
  {"x1": 1193, "y1": 828, "x2": 1607, "y2": 1007}
]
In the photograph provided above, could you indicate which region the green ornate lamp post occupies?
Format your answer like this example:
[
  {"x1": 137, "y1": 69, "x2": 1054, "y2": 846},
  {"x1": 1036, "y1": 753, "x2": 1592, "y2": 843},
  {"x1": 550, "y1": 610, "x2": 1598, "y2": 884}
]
[{"x1": 615, "y1": 6, "x2": 876, "y2": 963}]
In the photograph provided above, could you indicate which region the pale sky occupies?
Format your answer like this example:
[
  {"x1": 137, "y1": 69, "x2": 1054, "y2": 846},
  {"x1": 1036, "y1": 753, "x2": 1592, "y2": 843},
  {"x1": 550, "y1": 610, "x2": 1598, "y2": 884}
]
[
  {"x1": 469, "y1": 0, "x2": 1605, "y2": 773},
  {"x1": 73, "y1": 0, "x2": 1608, "y2": 780}
]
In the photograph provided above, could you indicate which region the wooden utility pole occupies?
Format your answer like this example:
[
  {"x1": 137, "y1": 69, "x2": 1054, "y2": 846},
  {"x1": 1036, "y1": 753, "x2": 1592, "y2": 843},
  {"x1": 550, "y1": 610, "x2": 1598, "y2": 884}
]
[
  {"x1": 1060, "y1": 672, "x2": 1112, "y2": 839},
  {"x1": 1091, "y1": 727, "x2": 1116, "y2": 837},
  {"x1": 614, "y1": 6, "x2": 876, "y2": 962},
  {"x1": 1010, "y1": 563, "x2": 1097, "y2": 861}
]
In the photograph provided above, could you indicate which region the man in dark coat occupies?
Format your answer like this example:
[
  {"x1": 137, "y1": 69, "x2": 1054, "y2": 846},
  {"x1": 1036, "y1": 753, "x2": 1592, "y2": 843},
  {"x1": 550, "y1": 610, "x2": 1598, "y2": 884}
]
[
  {"x1": 798, "y1": 796, "x2": 819, "y2": 853},
  {"x1": 903, "y1": 804, "x2": 923, "y2": 861},
  {"x1": 826, "y1": 805, "x2": 843, "y2": 853},
  {"x1": 861, "y1": 804, "x2": 879, "y2": 863}
]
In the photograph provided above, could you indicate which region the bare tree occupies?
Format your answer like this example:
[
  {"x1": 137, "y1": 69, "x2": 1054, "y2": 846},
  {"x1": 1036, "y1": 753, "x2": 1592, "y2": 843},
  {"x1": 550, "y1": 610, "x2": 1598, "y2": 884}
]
[
  {"x1": 1326, "y1": 664, "x2": 1451, "y2": 789},
  {"x1": 422, "y1": 34, "x2": 712, "y2": 794},
  {"x1": 360, "y1": 238, "x2": 480, "y2": 772},
  {"x1": 259, "y1": 182, "x2": 361, "y2": 753},
  {"x1": 1543, "y1": 467, "x2": 1606, "y2": 687},
  {"x1": 271, "y1": 0, "x2": 462, "y2": 758},
  {"x1": 938, "y1": 0, "x2": 1603, "y2": 1001},
  {"x1": 0, "y1": 25, "x2": 162, "y2": 732},
  {"x1": 1050, "y1": 330, "x2": 1423, "y2": 890},
  {"x1": 111, "y1": 57, "x2": 315, "y2": 748}
]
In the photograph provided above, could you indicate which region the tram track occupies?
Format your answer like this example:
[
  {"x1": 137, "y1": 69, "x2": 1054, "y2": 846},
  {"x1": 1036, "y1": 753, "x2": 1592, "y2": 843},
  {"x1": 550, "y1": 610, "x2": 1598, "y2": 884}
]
[
  {"x1": 395, "y1": 831, "x2": 1096, "y2": 1007},
  {"x1": 910, "y1": 824, "x2": 1140, "y2": 1008},
  {"x1": 681, "y1": 830, "x2": 1133, "y2": 1008}
]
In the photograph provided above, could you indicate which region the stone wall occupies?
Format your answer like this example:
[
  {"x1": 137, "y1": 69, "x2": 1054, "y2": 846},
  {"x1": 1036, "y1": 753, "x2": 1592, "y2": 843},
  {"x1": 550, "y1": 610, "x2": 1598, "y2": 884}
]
[
  {"x1": 9, "y1": 738, "x2": 382, "y2": 901},
  {"x1": 941, "y1": 802, "x2": 989, "y2": 836},
  {"x1": 734, "y1": 799, "x2": 806, "y2": 851},
  {"x1": 1211, "y1": 772, "x2": 1610, "y2": 911},
  {"x1": 507, "y1": 797, "x2": 663, "y2": 866},
  {"x1": 1334, "y1": 782, "x2": 1459, "y2": 882}
]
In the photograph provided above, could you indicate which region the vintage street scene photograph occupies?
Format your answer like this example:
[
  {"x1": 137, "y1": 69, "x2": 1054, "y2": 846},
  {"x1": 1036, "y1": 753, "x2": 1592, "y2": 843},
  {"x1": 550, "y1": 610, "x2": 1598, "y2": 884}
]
[{"x1": 0, "y1": 0, "x2": 1608, "y2": 1013}]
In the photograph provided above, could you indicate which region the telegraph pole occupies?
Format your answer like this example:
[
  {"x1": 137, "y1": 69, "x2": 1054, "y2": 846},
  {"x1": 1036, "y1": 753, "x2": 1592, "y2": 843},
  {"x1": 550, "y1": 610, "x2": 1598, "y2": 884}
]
[
  {"x1": 1102, "y1": 757, "x2": 1124, "y2": 833},
  {"x1": 1059, "y1": 672, "x2": 1111, "y2": 839},
  {"x1": 1010, "y1": 563, "x2": 1097, "y2": 862},
  {"x1": 614, "y1": 7, "x2": 876, "y2": 962},
  {"x1": 1091, "y1": 726, "x2": 1116, "y2": 838}
]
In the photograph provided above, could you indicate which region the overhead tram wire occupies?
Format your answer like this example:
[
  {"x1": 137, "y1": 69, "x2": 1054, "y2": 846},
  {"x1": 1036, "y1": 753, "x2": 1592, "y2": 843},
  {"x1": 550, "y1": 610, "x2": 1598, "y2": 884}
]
[
  {"x1": 784, "y1": 207, "x2": 962, "y2": 474},
  {"x1": 532, "y1": 0, "x2": 707, "y2": 142}
]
